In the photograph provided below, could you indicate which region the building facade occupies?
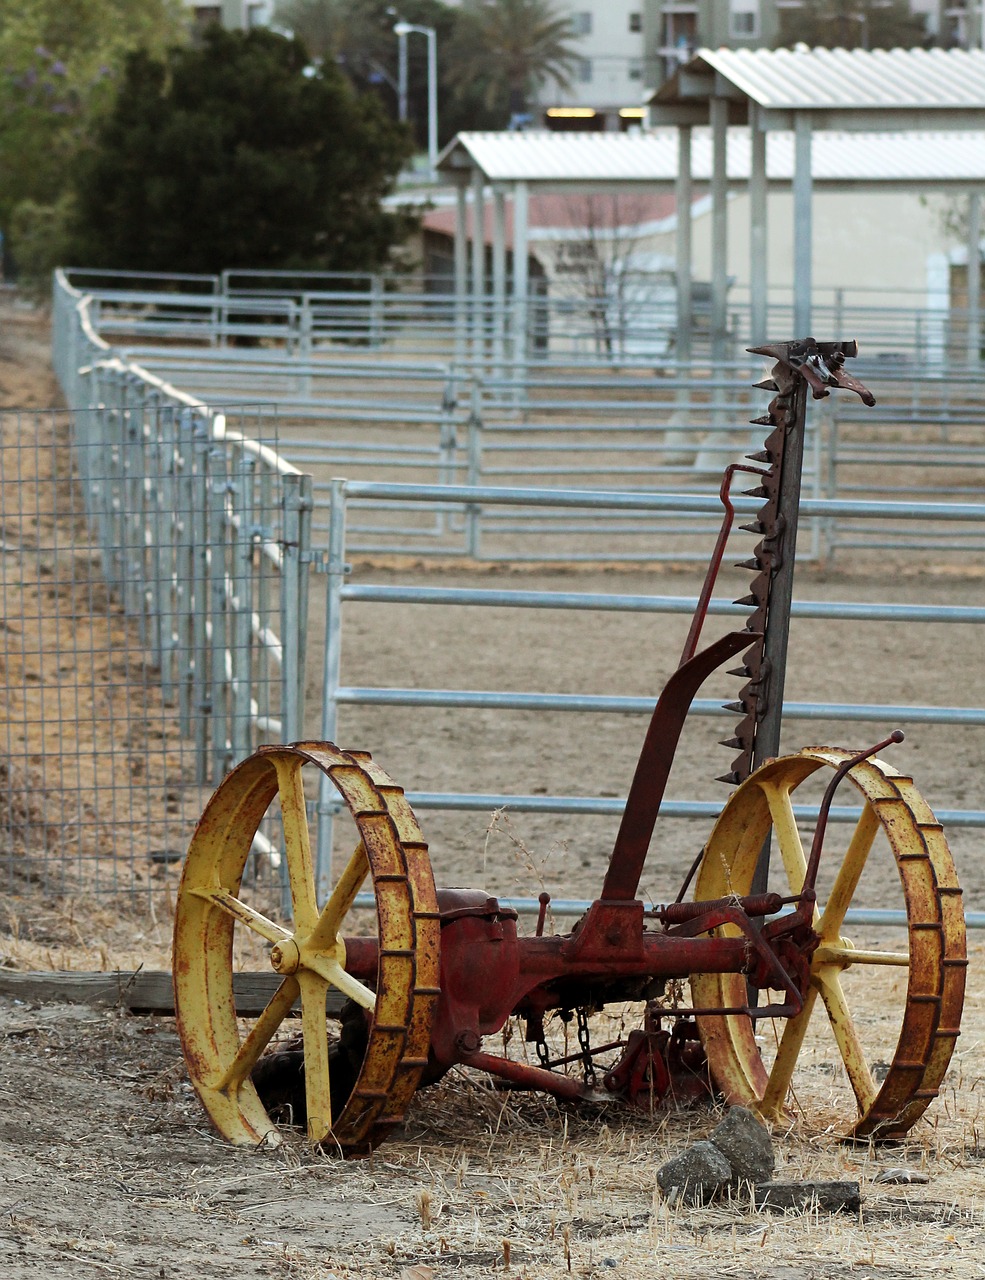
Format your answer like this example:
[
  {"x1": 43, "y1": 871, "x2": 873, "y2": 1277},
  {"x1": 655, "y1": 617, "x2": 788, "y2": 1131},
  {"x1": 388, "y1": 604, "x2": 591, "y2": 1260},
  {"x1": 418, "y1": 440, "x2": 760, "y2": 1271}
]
[
  {"x1": 537, "y1": 1, "x2": 982, "y2": 127},
  {"x1": 184, "y1": 1, "x2": 274, "y2": 32}
]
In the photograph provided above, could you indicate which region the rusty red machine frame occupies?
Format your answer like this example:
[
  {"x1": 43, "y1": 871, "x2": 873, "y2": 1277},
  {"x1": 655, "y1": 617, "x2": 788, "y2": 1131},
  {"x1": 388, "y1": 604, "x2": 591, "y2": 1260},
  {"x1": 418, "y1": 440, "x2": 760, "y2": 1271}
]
[{"x1": 173, "y1": 339, "x2": 967, "y2": 1155}]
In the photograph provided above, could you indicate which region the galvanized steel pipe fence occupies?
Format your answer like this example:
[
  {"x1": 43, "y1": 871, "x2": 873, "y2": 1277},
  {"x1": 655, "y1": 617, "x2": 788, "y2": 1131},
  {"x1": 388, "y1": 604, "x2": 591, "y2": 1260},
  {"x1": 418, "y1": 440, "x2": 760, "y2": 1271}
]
[
  {"x1": 15, "y1": 271, "x2": 982, "y2": 914},
  {"x1": 55, "y1": 268, "x2": 985, "y2": 564},
  {"x1": 60, "y1": 267, "x2": 980, "y2": 370},
  {"x1": 3, "y1": 273, "x2": 315, "y2": 903}
]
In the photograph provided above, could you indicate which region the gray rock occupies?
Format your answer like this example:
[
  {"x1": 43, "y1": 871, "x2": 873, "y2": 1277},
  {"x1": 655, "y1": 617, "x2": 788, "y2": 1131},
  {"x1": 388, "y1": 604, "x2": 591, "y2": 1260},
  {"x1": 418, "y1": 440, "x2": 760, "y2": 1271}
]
[
  {"x1": 708, "y1": 1106, "x2": 775, "y2": 1186},
  {"x1": 656, "y1": 1139, "x2": 732, "y2": 1206}
]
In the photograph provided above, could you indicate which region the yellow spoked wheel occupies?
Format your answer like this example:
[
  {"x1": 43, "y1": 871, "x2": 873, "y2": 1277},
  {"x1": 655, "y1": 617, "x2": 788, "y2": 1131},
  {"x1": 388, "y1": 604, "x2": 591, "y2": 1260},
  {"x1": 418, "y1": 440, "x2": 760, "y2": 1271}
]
[
  {"x1": 173, "y1": 742, "x2": 441, "y2": 1155},
  {"x1": 691, "y1": 747, "x2": 966, "y2": 1138}
]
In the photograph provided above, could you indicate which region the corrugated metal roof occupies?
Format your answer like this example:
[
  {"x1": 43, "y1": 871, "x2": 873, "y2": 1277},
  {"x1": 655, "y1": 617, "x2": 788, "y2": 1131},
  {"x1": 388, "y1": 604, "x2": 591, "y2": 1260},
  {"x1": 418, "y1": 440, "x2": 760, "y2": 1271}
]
[
  {"x1": 440, "y1": 129, "x2": 985, "y2": 186},
  {"x1": 438, "y1": 132, "x2": 680, "y2": 182},
  {"x1": 662, "y1": 46, "x2": 985, "y2": 111}
]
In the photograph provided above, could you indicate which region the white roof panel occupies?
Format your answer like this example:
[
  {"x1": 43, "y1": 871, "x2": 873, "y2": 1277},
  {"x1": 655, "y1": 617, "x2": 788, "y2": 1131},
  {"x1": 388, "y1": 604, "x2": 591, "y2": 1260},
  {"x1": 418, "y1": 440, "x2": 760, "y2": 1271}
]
[
  {"x1": 667, "y1": 46, "x2": 985, "y2": 112},
  {"x1": 441, "y1": 129, "x2": 985, "y2": 186}
]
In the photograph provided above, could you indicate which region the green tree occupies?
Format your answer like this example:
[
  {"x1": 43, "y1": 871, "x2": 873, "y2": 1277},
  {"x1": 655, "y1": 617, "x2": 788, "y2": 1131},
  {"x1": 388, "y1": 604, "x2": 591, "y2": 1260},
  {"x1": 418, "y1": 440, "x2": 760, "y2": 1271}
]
[
  {"x1": 777, "y1": 1, "x2": 929, "y2": 50},
  {"x1": 444, "y1": 0, "x2": 580, "y2": 124},
  {"x1": 67, "y1": 27, "x2": 414, "y2": 274},
  {"x1": 0, "y1": 0, "x2": 187, "y2": 271}
]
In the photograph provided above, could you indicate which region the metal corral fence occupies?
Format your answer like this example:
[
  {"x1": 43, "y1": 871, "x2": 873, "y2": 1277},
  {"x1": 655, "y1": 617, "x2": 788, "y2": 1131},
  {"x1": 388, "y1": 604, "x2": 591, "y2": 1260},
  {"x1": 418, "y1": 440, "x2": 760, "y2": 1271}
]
[
  {"x1": 54, "y1": 270, "x2": 985, "y2": 567},
  {"x1": 59, "y1": 267, "x2": 978, "y2": 369},
  {"x1": 317, "y1": 479, "x2": 985, "y2": 927},
  {"x1": 2, "y1": 283, "x2": 314, "y2": 903},
  {"x1": 7, "y1": 271, "x2": 980, "y2": 915}
]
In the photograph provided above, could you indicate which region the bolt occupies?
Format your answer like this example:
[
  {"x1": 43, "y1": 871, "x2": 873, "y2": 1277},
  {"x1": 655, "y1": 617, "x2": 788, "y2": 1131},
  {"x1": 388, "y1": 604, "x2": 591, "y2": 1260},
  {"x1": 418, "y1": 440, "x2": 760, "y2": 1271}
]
[
  {"x1": 270, "y1": 938, "x2": 301, "y2": 974},
  {"x1": 455, "y1": 1029, "x2": 480, "y2": 1053}
]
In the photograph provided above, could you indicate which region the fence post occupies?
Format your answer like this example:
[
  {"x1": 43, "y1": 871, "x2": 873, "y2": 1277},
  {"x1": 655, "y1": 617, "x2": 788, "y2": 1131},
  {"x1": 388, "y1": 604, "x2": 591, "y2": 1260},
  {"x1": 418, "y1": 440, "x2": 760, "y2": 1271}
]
[
  {"x1": 280, "y1": 473, "x2": 309, "y2": 746},
  {"x1": 370, "y1": 274, "x2": 384, "y2": 348},
  {"x1": 299, "y1": 295, "x2": 313, "y2": 398},
  {"x1": 190, "y1": 419, "x2": 212, "y2": 782},
  {"x1": 437, "y1": 370, "x2": 459, "y2": 532},
  {"x1": 154, "y1": 404, "x2": 178, "y2": 700},
  {"x1": 466, "y1": 378, "x2": 483, "y2": 559},
  {"x1": 209, "y1": 440, "x2": 232, "y2": 782},
  {"x1": 316, "y1": 477, "x2": 347, "y2": 898},
  {"x1": 176, "y1": 411, "x2": 196, "y2": 737},
  {"x1": 230, "y1": 454, "x2": 257, "y2": 763}
]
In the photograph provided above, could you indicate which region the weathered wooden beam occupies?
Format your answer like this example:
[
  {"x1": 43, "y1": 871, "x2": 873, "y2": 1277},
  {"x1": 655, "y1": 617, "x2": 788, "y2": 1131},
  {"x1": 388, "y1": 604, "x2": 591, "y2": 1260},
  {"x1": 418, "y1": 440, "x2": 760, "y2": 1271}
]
[
  {"x1": 753, "y1": 1181, "x2": 862, "y2": 1213},
  {"x1": 0, "y1": 970, "x2": 346, "y2": 1016}
]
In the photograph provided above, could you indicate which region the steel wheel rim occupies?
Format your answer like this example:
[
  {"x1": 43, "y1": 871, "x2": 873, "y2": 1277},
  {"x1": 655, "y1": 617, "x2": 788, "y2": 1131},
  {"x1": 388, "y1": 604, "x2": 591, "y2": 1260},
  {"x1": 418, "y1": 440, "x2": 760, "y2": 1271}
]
[
  {"x1": 173, "y1": 741, "x2": 440, "y2": 1154},
  {"x1": 691, "y1": 747, "x2": 966, "y2": 1138}
]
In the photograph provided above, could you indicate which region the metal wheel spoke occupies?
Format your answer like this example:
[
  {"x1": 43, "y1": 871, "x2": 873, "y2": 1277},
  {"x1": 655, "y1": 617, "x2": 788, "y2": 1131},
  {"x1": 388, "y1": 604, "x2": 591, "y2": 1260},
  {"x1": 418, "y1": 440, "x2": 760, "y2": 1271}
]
[
  {"x1": 298, "y1": 971, "x2": 333, "y2": 1141},
  {"x1": 307, "y1": 841, "x2": 369, "y2": 952},
  {"x1": 813, "y1": 966, "x2": 877, "y2": 1114},
  {"x1": 760, "y1": 780, "x2": 808, "y2": 893},
  {"x1": 214, "y1": 977, "x2": 299, "y2": 1092},
  {"x1": 813, "y1": 943, "x2": 909, "y2": 967},
  {"x1": 306, "y1": 954, "x2": 377, "y2": 1011},
  {"x1": 189, "y1": 886, "x2": 289, "y2": 944},
  {"x1": 761, "y1": 986, "x2": 820, "y2": 1115},
  {"x1": 272, "y1": 755, "x2": 318, "y2": 934},
  {"x1": 817, "y1": 804, "x2": 880, "y2": 941}
]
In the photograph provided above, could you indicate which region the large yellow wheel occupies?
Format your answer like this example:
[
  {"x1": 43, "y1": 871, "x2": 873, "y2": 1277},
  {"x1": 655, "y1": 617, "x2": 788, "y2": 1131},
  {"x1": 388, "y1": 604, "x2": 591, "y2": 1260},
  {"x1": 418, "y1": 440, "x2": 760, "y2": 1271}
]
[
  {"x1": 691, "y1": 747, "x2": 966, "y2": 1138},
  {"x1": 173, "y1": 742, "x2": 441, "y2": 1155}
]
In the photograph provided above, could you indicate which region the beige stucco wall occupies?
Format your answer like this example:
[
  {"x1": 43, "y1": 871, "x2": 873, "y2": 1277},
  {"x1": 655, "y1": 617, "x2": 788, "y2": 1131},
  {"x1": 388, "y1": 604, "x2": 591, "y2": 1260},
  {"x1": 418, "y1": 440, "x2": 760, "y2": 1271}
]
[{"x1": 648, "y1": 189, "x2": 958, "y2": 309}]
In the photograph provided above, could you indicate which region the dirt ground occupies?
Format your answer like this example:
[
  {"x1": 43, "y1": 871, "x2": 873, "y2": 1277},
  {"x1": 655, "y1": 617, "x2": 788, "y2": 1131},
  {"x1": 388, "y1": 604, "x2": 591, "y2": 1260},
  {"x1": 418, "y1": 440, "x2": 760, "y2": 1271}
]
[{"x1": 2, "y1": 298, "x2": 985, "y2": 1279}]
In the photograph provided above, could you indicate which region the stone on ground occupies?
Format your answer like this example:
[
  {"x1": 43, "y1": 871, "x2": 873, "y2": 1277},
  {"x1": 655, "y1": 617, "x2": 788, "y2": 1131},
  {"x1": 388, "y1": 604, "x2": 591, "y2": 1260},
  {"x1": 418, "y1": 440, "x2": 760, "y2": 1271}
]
[
  {"x1": 656, "y1": 1139, "x2": 732, "y2": 1206},
  {"x1": 708, "y1": 1105, "x2": 775, "y2": 1186}
]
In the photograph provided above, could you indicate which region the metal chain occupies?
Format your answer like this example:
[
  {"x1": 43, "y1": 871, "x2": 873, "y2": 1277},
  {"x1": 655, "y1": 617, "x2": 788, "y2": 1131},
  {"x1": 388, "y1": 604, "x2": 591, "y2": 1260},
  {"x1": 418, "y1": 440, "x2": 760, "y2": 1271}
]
[{"x1": 576, "y1": 1007, "x2": 597, "y2": 1086}]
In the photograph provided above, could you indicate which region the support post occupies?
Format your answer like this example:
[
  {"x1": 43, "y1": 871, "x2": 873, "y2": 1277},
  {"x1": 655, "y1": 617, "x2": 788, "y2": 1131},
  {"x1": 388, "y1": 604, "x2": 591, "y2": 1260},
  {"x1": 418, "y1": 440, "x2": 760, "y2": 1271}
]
[
  {"x1": 492, "y1": 185, "x2": 507, "y2": 374},
  {"x1": 967, "y1": 191, "x2": 981, "y2": 368},
  {"x1": 710, "y1": 96, "x2": 729, "y2": 368},
  {"x1": 512, "y1": 179, "x2": 529, "y2": 383},
  {"x1": 675, "y1": 124, "x2": 693, "y2": 367},
  {"x1": 397, "y1": 27, "x2": 408, "y2": 121},
  {"x1": 426, "y1": 27, "x2": 438, "y2": 182},
  {"x1": 749, "y1": 103, "x2": 768, "y2": 344},
  {"x1": 471, "y1": 167, "x2": 486, "y2": 367},
  {"x1": 454, "y1": 177, "x2": 469, "y2": 367},
  {"x1": 793, "y1": 111, "x2": 813, "y2": 337}
]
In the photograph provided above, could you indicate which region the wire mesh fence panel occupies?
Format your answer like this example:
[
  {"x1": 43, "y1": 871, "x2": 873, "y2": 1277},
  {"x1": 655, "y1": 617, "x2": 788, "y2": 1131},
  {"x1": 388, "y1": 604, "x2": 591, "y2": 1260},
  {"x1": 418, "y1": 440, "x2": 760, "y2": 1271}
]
[{"x1": 0, "y1": 404, "x2": 307, "y2": 910}]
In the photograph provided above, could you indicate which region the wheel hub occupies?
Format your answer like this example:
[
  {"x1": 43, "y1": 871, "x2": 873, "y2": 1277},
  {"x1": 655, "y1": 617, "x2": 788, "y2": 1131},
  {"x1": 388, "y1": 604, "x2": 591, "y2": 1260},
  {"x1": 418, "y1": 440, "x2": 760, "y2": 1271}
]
[{"x1": 270, "y1": 938, "x2": 301, "y2": 974}]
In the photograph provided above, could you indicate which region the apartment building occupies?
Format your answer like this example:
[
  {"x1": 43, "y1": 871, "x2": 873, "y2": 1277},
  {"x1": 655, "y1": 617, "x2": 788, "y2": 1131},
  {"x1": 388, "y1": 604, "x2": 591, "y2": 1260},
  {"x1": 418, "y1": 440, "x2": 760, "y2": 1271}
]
[
  {"x1": 184, "y1": 0, "x2": 274, "y2": 32},
  {"x1": 539, "y1": 1, "x2": 979, "y2": 127}
]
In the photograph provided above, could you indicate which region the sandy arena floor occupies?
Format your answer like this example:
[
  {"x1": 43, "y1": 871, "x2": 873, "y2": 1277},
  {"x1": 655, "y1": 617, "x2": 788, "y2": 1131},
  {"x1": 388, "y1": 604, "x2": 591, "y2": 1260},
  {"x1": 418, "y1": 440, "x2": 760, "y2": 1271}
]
[{"x1": 1, "y1": 300, "x2": 983, "y2": 1279}]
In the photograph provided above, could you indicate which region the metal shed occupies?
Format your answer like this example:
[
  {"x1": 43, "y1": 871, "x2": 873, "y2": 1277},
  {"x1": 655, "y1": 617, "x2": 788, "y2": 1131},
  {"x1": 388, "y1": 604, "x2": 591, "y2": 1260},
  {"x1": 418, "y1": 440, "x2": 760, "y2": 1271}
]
[
  {"x1": 437, "y1": 116, "x2": 985, "y2": 371},
  {"x1": 649, "y1": 46, "x2": 985, "y2": 357}
]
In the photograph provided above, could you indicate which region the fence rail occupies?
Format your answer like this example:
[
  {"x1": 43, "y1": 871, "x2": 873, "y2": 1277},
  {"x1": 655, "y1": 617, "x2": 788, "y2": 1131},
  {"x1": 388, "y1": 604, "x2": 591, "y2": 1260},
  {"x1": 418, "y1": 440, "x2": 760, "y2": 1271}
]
[
  {"x1": 14, "y1": 271, "x2": 982, "y2": 912},
  {"x1": 1, "y1": 275, "x2": 316, "y2": 902},
  {"x1": 61, "y1": 266, "x2": 976, "y2": 368},
  {"x1": 316, "y1": 477, "x2": 985, "y2": 896}
]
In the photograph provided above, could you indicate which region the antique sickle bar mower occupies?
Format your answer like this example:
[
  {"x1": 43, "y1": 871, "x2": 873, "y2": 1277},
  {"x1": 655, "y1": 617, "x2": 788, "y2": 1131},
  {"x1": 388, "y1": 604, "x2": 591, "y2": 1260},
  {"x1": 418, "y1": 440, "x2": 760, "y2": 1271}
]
[{"x1": 173, "y1": 339, "x2": 967, "y2": 1155}]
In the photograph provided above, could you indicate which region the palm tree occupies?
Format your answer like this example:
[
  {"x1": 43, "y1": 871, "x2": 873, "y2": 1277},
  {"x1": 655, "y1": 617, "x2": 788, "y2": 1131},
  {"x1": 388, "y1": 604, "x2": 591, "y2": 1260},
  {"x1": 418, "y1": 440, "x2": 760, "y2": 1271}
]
[{"x1": 446, "y1": 0, "x2": 580, "y2": 125}]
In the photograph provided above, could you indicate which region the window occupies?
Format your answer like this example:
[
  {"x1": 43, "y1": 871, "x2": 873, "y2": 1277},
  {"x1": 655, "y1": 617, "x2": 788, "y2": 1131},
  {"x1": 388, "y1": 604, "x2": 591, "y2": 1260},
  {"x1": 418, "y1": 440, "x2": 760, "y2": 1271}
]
[
  {"x1": 628, "y1": 58, "x2": 644, "y2": 80},
  {"x1": 629, "y1": 11, "x2": 642, "y2": 31},
  {"x1": 572, "y1": 11, "x2": 593, "y2": 36},
  {"x1": 729, "y1": 0, "x2": 760, "y2": 39},
  {"x1": 578, "y1": 57, "x2": 593, "y2": 83}
]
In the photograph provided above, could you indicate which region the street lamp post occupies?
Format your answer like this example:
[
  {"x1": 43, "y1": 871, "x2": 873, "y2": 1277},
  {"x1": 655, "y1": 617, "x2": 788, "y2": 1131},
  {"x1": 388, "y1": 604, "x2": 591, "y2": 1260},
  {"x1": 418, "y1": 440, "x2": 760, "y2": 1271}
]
[{"x1": 393, "y1": 20, "x2": 438, "y2": 182}]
